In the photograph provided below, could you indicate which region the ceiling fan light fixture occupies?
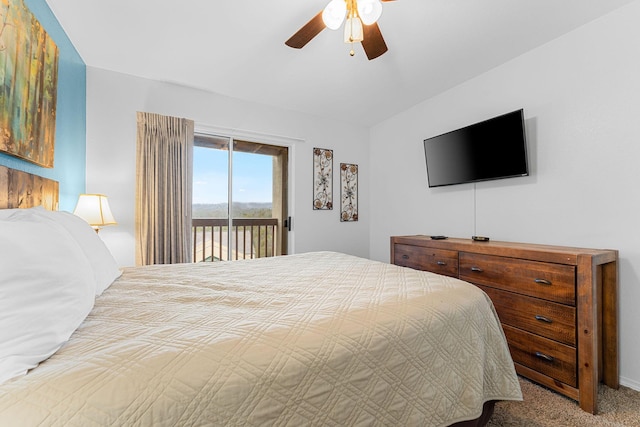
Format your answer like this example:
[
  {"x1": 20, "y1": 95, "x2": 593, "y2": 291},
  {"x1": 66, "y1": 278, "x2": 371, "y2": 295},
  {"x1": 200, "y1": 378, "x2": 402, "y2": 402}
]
[
  {"x1": 322, "y1": 0, "x2": 347, "y2": 30},
  {"x1": 357, "y1": 0, "x2": 383, "y2": 25},
  {"x1": 285, "y1": 0, "x2": 390, "y2": 60},
  {"x1": 344, "y1": 16, "x2": 364, "y2": 43}
]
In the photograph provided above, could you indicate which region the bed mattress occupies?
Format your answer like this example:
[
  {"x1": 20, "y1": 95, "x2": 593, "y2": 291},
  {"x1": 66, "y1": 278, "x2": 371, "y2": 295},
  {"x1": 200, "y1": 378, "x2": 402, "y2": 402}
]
[{"x1": 0, "y1": 251, "x2": 521, "y2": 426}]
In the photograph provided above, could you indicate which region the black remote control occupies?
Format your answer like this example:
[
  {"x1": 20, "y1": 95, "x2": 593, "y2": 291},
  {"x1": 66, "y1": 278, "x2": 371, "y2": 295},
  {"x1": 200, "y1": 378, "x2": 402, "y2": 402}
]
[
  {"x1": 472, "y1": 236, "x2": 490, "y2": 242},
  {"x1": 430, "y1": 235, "x2": 448, "y2": 240}
]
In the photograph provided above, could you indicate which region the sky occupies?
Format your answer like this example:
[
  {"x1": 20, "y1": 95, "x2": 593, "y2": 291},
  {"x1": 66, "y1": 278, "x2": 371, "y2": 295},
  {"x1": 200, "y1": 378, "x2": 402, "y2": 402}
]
[{"x1": 192, "y1": 146, "x2": 273, "y2": 204}]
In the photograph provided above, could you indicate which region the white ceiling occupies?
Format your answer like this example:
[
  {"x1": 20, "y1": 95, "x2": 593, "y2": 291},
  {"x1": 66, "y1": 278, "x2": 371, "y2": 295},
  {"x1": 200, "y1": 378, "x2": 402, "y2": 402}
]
[{"x1": 45, "y1": 0, "x2": 635, "y2": 127}]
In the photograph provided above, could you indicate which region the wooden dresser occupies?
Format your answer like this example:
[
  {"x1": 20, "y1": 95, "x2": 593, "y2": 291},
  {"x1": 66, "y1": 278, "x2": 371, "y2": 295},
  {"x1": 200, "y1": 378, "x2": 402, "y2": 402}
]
[{"x1": 390, "y1": 235, "x2": 618, "y2": 414}]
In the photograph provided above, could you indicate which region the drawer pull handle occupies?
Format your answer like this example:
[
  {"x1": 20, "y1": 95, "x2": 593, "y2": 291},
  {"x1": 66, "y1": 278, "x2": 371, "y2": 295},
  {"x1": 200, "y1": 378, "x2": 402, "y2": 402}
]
[
  {"x1": 535, "y1": 315, "x2": 553, "y2": 323},
  {"x1": 534, "y1": 278, "x2": 552, "y2": 285},
  {"x1": 470, "y1": 267, "x2": 483, "y2": 272},
  {"x1": 402, "y1": 254, "x2": 409, "y2": 259},
  {"x1": 534, "y1": 351, "x2": 555, "y2": 362},
  {"x1": 437, "y1": 261, "x2": 447, "y2": 266}
]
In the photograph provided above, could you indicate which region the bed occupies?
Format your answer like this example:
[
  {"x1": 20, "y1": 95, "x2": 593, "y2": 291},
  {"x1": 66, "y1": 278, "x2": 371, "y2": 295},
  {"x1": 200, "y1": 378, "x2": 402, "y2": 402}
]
[{"x1": 0, "y1": 167, "x2": 521, "y2": 426}]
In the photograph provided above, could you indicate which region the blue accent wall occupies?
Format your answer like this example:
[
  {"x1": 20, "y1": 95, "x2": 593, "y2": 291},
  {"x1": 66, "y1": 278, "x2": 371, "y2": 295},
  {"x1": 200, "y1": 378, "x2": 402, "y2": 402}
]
[{"x1": 0, "y1": 0, "x2": 86, "y2": 211}]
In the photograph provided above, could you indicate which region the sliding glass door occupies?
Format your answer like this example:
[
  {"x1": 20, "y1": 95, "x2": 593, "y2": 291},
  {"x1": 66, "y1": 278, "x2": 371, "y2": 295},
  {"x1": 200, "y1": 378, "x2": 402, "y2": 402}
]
[{"x1": 192, "y1": 134, "x2": 288, "y2": 262}]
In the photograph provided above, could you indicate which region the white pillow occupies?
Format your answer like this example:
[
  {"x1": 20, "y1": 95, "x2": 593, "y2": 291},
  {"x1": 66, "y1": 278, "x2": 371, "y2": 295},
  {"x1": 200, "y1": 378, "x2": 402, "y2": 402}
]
[
  {"x1": 30, "y1": 207, "x2": 122, "y2": 296},
  {"x1": 0, "y1": 207, "x2": 21, "y2": 219},
  {"x1": 0, "y1": 211, "x2": 95, "y2": 384}
]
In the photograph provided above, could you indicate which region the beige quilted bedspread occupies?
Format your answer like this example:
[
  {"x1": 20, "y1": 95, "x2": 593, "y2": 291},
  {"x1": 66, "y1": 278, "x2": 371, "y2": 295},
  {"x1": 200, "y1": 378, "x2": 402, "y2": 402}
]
[{"x1": 0, "y1": 252, "x2": 521, "y2": 426}]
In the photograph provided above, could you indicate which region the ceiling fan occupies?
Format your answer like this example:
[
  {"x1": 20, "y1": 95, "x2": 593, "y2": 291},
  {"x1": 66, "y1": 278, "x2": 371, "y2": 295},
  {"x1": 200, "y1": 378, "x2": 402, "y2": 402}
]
[{"x1": 285, "y1": 0, "x2": 396, "y2": 60}]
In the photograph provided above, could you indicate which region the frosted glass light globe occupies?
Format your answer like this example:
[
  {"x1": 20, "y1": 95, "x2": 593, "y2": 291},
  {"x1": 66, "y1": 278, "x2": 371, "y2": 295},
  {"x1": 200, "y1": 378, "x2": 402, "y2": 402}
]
[
  {"x1": 343, "y1": 17, "x2": 363, "y2": 43},
  {"x1": 357, "y1": 0, "x2": 382, "y2": 25},
  {"x1": 322, "y1": 0, "x2": 347, "y2": 30}
]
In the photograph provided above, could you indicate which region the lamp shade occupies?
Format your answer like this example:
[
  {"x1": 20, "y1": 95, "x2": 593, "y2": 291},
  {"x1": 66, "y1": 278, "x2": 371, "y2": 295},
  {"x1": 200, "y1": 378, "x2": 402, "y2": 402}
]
[{"x1": 73, "y1": 194, "x2": 117, "y2": 230}]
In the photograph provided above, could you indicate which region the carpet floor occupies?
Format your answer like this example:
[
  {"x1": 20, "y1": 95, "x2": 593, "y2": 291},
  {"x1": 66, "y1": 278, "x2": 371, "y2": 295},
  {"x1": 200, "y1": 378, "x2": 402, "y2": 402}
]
[{"x1": 487, "y1": 377, "x2": 640, "y2": 426}]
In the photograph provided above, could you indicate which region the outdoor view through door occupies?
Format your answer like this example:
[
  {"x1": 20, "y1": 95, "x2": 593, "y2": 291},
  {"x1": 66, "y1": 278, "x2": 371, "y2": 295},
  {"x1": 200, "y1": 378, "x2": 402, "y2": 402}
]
[{"x1": 192, "y1": 134, "x2": 289, "y2": 262}]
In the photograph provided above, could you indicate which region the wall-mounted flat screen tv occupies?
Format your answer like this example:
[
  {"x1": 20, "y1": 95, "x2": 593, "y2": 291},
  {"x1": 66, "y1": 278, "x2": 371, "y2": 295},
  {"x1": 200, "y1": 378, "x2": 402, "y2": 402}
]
[{"x1": 424, "y1": 109, "x2": 529, "y2": 188}]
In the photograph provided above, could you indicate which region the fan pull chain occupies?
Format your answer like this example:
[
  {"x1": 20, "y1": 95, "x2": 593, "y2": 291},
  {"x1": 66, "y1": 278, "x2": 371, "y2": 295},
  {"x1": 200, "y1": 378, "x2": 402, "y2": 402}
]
[{"x1": 348, "y1": 16, "x2": 356, "y2": 56}]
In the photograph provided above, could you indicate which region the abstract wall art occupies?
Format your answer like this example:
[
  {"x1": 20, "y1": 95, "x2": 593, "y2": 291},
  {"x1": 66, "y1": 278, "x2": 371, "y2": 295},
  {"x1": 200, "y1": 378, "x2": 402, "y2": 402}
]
[{"x1": 0, "y1": 0, "x2": 59, "y2": 168}]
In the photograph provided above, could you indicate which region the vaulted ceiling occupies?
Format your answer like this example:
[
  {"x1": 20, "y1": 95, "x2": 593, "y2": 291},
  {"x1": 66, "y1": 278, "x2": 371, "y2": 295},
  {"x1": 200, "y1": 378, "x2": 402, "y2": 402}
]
[{"x1": 45, "y1": 0, "x2": 635, "y2": 126}]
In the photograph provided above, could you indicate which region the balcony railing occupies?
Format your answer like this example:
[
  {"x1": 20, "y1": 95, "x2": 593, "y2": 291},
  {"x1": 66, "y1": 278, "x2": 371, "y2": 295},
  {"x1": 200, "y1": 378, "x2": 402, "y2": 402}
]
[{"x1": 192, "y1": 218, "x2": 278, "y2": 262}]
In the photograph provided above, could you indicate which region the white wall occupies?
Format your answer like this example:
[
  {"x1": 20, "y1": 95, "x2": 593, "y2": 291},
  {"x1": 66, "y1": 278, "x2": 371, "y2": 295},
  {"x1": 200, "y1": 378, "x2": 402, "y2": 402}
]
[
  {"x1": 369, "y1": 2, "x2": 640, "y2": 389},
  {"x1": 85, "y1": 68, "x2": 370, "y2": 266}
]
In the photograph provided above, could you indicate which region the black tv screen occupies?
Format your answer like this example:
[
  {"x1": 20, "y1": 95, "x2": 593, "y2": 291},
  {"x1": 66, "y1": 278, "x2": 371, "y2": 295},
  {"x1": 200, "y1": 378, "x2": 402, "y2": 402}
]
[{"x1": 424, "y1": 109, "x2": 529, "y2": 188}]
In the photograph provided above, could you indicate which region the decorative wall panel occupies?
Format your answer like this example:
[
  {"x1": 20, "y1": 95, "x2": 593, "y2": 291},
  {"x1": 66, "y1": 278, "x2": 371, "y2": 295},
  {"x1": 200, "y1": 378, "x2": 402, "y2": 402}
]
[
  {"x1": 313, "y1": 148, "x2": 333, "y2": 210},
  {"x1": 340, "y1": 163, "x2": 358, "y2": 222}
]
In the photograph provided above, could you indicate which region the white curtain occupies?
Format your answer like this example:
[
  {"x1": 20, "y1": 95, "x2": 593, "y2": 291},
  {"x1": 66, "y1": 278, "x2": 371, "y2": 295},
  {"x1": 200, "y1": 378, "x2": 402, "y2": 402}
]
[{"x1": 135, "y1": 112, "x2": 194, "y2": 265}]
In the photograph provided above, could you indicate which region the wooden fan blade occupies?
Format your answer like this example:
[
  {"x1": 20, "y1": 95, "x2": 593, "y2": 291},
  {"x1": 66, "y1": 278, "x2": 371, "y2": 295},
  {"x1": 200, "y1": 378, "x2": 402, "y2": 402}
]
[
  {"x1": 285, "y1": 11, "x2": 326, "y2": 49},
  {"x1": 361, "y1": 22, "x2": 388, "y2": 60}
]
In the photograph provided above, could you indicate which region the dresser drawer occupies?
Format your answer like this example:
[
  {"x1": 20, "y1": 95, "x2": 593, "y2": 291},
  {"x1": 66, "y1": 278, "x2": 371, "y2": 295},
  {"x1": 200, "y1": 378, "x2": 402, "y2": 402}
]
[
  {"x1": 478, "y1": 285, "x2": 576, "y2": 346},
  {"x1": 460, "y1": 252, "x2": 576, "y2": 305},
  {"x1": 503, "y1": 324, "x2": 576, "y2": 387},
  {"x1": 393, "y1": 244, "x2": 458, "y2": 278}
]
